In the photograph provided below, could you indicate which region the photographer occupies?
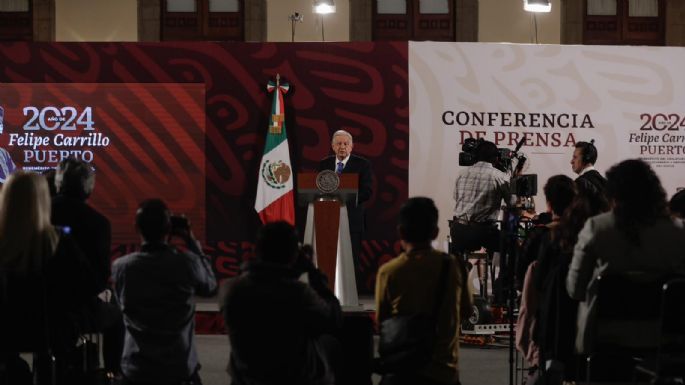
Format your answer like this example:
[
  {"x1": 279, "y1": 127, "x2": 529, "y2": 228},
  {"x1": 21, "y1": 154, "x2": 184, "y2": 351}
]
[
  {"x1": 220, "y1": 222, "x2": 342, "y2": 385},
  {"x1": 451, "y1": 140, "x2": 519, "y2": 254},
  {"x1": 112, "y1": 199, "x2": 217, "y2": 385}
]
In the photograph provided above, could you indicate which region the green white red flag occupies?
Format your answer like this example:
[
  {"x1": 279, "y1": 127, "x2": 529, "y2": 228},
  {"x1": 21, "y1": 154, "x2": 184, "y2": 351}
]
[{"x1": 254, "y1": 74, "x2": 295, "y2": 225}]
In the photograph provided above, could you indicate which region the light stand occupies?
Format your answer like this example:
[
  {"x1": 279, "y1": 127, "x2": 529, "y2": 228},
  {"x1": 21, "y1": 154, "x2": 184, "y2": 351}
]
[
  {"x1": 524, "y1": 0, "x2": 550, "y2": 44},
  {"x1": 531, "y1": 13, "x2": 539, "y2": 44},
  {"x1": 288, "y1": 12, "x2": 303, "y2": 42},
  {"x1": 313, "y1": 0, "x2": 336, "y2": 42}
]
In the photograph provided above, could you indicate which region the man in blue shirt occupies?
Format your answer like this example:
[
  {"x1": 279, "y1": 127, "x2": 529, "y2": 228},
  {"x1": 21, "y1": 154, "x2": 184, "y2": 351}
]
[{"x1": 112, "y1": 199, "x2": 217, "y2": 385}]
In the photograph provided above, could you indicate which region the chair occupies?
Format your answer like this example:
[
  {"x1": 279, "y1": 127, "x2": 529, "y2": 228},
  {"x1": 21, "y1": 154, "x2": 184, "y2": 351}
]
[
  {"x1": 0, "y1": 273, "x2": 57, "y2": 385},
  {"x1": 74, "y1": 289, "x2": 121, "y2": 384},
  {"x1": 634, "y1": 278, "x2": 685, "y2": 383},
  {"x1": 585, "y1": 272, "x2": 671, "y2": 383}
]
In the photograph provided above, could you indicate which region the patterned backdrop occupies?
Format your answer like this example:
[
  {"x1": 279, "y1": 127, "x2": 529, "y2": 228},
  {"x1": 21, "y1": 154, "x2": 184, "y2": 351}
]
[{"x1": 0, "y1": 42, "x2": 409, "y2": 293}]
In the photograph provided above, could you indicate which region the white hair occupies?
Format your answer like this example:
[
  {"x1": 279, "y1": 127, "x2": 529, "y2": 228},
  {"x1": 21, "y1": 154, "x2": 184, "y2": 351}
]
[{"x1": 331, "y1": 130, "x2": 353, "y2": 144}]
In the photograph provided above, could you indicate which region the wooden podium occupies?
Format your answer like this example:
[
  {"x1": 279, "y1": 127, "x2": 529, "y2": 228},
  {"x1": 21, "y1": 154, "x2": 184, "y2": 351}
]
[{"x1": 298, "y1": 172, "x2": 359, "y2": 306}]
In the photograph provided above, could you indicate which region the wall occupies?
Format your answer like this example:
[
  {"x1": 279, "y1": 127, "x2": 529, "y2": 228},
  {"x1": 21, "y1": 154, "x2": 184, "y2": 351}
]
[
  {"x1": 56, "y1": 0, "x2": 138, "y2": 41},
  {"x1": 50, "y1": 0, "x2": 564, "y2": 44},
  {"x1": 479, "y1": 0, "x2": 561, "y2": 44},
  {"x1": 666, "y1": 0, "x2": 685, "y2": 45},
  {"x1": 266, "y1": 0, "x2": 349, "y2": 42}
]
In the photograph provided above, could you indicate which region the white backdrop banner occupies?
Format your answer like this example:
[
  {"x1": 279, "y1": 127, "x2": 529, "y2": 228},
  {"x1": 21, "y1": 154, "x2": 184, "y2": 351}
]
[{"x1": 409, "y1": 42, "x2": 685, "y2": 241}]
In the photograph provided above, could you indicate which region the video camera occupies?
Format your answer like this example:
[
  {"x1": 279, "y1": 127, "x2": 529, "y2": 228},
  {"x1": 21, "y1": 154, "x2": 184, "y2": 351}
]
[
  {"x1": 458, "y1": 137, "x2": 537, "y2": 197},
  {"x1": 459, "y1": 137, "x2": 527, "y2": 173}
]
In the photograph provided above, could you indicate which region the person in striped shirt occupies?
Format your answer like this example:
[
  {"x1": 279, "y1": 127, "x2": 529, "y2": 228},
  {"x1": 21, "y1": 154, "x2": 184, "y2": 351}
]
[{"x1": 450, "y1": 140, "x2": 514, "y2": 254}]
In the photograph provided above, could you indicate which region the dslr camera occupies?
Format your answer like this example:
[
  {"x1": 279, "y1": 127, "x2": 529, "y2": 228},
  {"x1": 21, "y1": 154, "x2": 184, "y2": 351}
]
[{"x1": 170, "y1": 214, "x2": 190, "y2": 235}]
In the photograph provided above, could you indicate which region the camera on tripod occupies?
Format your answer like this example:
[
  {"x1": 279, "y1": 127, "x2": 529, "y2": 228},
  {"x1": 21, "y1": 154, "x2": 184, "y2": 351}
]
[{"x1": 458, "y1": 137, "x2": 537, "y2": 197}]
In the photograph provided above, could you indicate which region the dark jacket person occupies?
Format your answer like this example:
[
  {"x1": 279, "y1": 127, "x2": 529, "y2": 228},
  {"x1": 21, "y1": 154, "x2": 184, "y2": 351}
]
[
  {"x1": 52, "y1": 157, "x2": 111, "y2": 293},
  {"x1": 220, "y1": 221, "x2": 342, "y2": 385}
]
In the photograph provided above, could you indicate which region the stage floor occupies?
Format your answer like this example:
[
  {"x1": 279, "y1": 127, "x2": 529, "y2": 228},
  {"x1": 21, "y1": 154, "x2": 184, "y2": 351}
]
[
  {"x1": 195, "y1": 294, "x2": 377, "y2": 313},
  {"x1": 195, "y1": 334, "x2": 514, "y2": 385}
]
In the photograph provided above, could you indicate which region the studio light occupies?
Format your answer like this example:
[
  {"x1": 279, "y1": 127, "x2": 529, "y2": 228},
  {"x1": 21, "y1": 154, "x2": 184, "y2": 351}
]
[
  {"x1": 524, "y1": 0, "x2": 551, "y2": 13},
  {"x1": 313, "y1": 0, "x2": 336, "y2": 15},
  {"x1": 313, "y1": 0, "x2": 335, "y2": 41}
]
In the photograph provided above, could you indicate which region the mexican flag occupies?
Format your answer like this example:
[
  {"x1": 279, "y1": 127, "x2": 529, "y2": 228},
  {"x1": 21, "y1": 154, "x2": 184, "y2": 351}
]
[{"x1": 254, "y1": 75, "x2": 295, "y2": 225}]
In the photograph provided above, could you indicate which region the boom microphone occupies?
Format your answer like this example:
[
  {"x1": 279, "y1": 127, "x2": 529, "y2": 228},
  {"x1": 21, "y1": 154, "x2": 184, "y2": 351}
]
[{"x1": 514, "y1": 137, "x2": 526, "y2": 154}]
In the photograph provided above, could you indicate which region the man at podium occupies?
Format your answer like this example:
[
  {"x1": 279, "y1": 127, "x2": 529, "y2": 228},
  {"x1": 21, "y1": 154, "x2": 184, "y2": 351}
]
[{"x1": 318, "y1": 129, "x2": 373, "y2": 291}]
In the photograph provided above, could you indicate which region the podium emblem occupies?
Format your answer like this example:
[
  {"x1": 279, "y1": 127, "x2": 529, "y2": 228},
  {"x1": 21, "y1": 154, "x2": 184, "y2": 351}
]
[{"x1": 316, "y1": 170, "x2": 340, "y2": 194}]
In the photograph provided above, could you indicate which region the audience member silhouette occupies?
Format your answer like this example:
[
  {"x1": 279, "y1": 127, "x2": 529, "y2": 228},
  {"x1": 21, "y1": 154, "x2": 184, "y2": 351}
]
[
  {"x1": 51, "y1": 157, "x2": 123, "y2": 373},
  {"x1": 521, "y1": 180, "x2": 610, "y2": 382},
  {"x1": 567, "y1": 159, "x2": 685, "y2": 353},
  {"x1": 516, "y1": 175, "x2": 576, "y2": 368},
  {"x1": 52, "y1": 158, "x2": 111, "y2": 293},
  {"x1": 376, "y1": 197, "x2": 472, "y2": 385},
  {"x1": 669, "y1": 189, "x2": 685, "y2": 219},
  {"x1": 41, "y1": 168, "x2": 57, "y2": 197},
  {"x1": 112, "y1": 199, "x2": 216, "y2": 385},
  {"x1": 0, "y1": 171, "x2": 97, "y2": 384},
  {"x1": 515, "y1": 175, "x2": 575, "y2": 290},
  {"x1": 220, "y1": 221, "x2": 342, "y2": 385}
]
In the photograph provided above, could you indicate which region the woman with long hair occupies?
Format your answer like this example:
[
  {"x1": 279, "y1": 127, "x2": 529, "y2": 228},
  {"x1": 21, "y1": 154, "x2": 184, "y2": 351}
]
[
  {"x1": 530, "y1": 180, "x2": 610, "y2": 382},
  {"x1": 0, "y1": 171, "x2": 96, "y2": 383},
  {"x1": 567, "y1": 159, "x2": 685, "y2": 354},
  {"x1": 0, "y1": 171, "x2": 59, "y2": 272}
]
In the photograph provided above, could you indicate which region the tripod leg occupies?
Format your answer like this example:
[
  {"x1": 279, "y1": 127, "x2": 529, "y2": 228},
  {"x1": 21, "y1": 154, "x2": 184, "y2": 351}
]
[{"x1": 477, "y1": 259, "x2": 486, "y2": 299}]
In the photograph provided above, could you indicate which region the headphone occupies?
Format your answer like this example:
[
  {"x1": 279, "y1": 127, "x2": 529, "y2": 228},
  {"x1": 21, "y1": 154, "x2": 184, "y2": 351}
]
[{"x1": 580, "y1": 139, "x2": 598, "y2": 165}]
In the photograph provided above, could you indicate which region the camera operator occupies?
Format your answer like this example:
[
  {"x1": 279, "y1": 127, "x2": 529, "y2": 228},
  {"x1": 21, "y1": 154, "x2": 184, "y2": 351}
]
[{"x1": 451, "y1": 140, "x2": 520, "y2": 255}]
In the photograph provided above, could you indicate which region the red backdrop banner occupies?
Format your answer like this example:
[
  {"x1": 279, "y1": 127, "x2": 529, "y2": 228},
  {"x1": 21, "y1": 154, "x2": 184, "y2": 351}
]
[
  {"x1": 0, "y1": 83, "x2": 206, "y2": 243},
  {"x1": 0, "y1": 42, "x2": 409, "y2": 293}
]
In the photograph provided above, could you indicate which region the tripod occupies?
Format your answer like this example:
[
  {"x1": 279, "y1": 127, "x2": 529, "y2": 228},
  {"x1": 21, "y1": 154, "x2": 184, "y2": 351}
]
[
  {"x1": 499, "y1": 206, "x2": 536, "y2": 385},
  {"x1": 449, "y1": 212, "x2": 529, "y2": 385}
]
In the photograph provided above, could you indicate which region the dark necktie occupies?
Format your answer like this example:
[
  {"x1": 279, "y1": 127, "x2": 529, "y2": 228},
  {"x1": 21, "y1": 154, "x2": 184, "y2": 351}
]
[{"x1": 336, "y1": 161, "x2": 344, "y2": 175}]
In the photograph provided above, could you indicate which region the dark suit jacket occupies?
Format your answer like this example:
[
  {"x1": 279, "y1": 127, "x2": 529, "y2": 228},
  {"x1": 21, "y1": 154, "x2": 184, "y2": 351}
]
[
  {"x1": 52, "y1": 195, "x2": 112, "y2": 293},
  {"x1": 576, "y1": 169, "x2": 607, "y2": 198},
  {"x1": 318, "y1": 154, "x2": 373, "y2": 233}
]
